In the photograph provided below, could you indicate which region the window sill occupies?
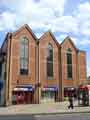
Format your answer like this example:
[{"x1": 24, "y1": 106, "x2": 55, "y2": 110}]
[
  {"x1": 67, "y1": 78, "x2": 73, "y2": 80},
  {"x1": 47, "y1": 77, "x2": 54, "y2": 80},
  {"x1": 20, "y1": 74, "x2": 29, "y2": 76},
  {"x1": 18, "y1": 74, "x2": 31, "y2": 78}
]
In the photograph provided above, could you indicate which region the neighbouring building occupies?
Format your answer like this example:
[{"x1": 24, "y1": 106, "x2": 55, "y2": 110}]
[{"x1": 0, "y1": 24, "x2": 86, "y2": 106}]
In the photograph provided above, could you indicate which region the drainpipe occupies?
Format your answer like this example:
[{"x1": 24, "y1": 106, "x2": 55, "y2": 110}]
[
  {"x1": 35, "y1": 40, "x2": 40, "y2": 104},
  {"x1": 78, "y1": 51, "x2": 80, "y2": 86},
  {"x1": 58, "y1": 47, "x2": 63, "y2": 101},
  {"x1": 37, "y1": 40, "x2": 40, "y2": 104},
  {"x1": 5, "y1": 33, "x2": 12, "y2": 106}
]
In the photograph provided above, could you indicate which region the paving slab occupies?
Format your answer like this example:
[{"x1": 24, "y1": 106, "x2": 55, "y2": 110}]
[{"x1": 0, "y1": 101, "x2": 90, "y2": 115}]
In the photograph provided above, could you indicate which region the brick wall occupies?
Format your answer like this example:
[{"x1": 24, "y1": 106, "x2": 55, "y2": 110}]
[
  {"x1": 78, "y1": 51, "x2": 86, "y2": 85},
  {"x1": 10, "y1": 27, "x2": 36, "y2": 89},
  {"x1": 39, "y1": 32, "x2": 59, "y2": 88},
  {"x1": 1, "y1": 25, "x2": 86, "y2": 104},
  {"x1": 61, "y1": 38, "x2": 78, "y2": 87}
]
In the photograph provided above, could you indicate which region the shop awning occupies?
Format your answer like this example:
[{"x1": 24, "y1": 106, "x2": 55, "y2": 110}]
[
  {"x1": 13, "y1": 85, "x2": 34, "y2": 92},
  {"x1": 42, "y1": 86, "x2": 58, "y2": 91},
  {"x1": 64, "y1": 87, "x2": 76, "y2": 91}
]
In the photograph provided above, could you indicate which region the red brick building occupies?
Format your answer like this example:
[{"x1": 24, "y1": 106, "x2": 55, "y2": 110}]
[{"x1": 0, "y1": 24, "x2": 86, "y2": 106}]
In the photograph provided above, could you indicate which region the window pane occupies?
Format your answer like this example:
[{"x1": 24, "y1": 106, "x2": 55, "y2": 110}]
[
  {"x1": 20, "y1": 37, "x2": 29, "y2": 75},
  {"x1": 47, "y1": 62, "x2": 53, "y2": 77},
  {"x1": 24, "y1": 38, "x2": 28, "y2": 45},
  {"x1": 20, "y1": 45, "x2": 24, "y2": 57},
  {"x1": 47, "y1": 50, "x2": 53, "y2": 61},
  {"x1": 67, "y1": 49, "x2": 72, "y2": 79},
  {"x1": 67, "y1": 65, "x2": 72, "y2": 79},
  {"x1": 47, "y1": 44, "x2": 53, "y2": 78},
  {"x1": 48, "y1": 44, "x2": 53, "y2": 50},
  {"x1": 20, "y1": 58, "x2": 25, "y2": 69},
  {"x1": 21, "y1": 38, "x2": 25, "y2": 45},
  {"x1": 67, "y1": 53, "x2": 72, "y2": 64},
  {"x1": 20, "y1": 69, "x2": 28, "y2": 75},
  {"x1": 24, "y1": 45, "x2": 28, "y2": 58},
  {"x1": 24, "y1": 59, "x2": 28, "y2": 69}
]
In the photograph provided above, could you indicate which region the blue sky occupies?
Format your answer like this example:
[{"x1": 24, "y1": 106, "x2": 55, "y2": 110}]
[{"x1": 0, "y1": 0, "x2": 90, "y2": 76}]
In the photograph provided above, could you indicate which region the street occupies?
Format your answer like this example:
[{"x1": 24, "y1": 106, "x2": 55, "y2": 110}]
[{"x1": 0, "y1": 113, "x2": 90, "y2": 120}]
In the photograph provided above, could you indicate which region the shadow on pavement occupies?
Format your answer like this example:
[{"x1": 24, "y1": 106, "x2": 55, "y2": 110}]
[{"x1": 0, "y1": 115, "x2": 36, "y2": 120}]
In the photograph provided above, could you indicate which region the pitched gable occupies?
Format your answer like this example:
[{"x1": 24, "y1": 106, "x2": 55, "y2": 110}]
[
  {"x1": 39, "y1": 30, "x2": 60, "y2": 48},
  {"x1": 61, "y1": 36, "x2": 77, "y2": 51},
  {"x1": 12, "y1": 24, "x2": 37, "y2": 41}
]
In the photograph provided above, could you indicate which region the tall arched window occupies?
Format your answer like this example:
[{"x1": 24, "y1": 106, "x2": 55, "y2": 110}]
[
  {"x1": 47, "y1": 43, "x2": 53, "y2": 78},
  {"x1": 20, "y1": 37, "x2": 28, "y2": 75},
  {"x1": 67, "y1": 48, "x2": 72, "y2": 79}
]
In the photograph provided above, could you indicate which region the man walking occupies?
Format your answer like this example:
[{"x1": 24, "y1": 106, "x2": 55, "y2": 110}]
[{"x1": 68, "y1": 93, "x2": 74, "y2": 109}]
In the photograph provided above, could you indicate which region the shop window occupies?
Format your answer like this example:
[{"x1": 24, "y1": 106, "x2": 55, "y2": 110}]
[{"x1": 41, "y1": 91, "x2": 55, "y2": 99}]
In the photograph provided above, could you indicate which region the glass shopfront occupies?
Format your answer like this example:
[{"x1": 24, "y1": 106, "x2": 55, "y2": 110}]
[
  {"x1": 12, "y1": 85, "x2": 34, "y2": 104},
  {"x1": 41, "y1": 86, "x2": 58, "y2": 102}
]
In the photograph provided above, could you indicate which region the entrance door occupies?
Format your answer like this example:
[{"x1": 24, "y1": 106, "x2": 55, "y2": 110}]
[
  {"x1": 24, "y1": 92, "x2": 34, "y2": 104},
  {"x1": 41, "y1": 91, "x2": 55, "y2": 103}
]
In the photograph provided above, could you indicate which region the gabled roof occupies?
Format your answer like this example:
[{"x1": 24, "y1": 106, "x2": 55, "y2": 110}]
[
  {"x1": 12, "y1": 24, "x2": 37, "y2": 41},
  {"x1": 0, "y1": 32, "x2": 11, "y2": 52},
  {"x1": 61, "y1": 36, "x2": 77, "y2": 51},
  {"x1": 39, "y1": 30, "x2": 60, "y2": 48},
  {"x1": 0, "y1": 24, "x2": 38, "y2": 52}
]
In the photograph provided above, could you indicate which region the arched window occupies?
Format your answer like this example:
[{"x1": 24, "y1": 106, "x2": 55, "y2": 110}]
[
  {"x1": 47, "y1": 43, "x2": 53, "y2": 78},
  {"x1": 20, "y1": 37, "x2": 28, "y2": 75},
  {"x1": 67, "y1": 48, "x2": 72, "y2": 79}
]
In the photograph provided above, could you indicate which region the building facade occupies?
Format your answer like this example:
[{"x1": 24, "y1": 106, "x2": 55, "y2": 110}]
[{"x1": 0, "y1": 24, "x2": 86, "y2": 106}]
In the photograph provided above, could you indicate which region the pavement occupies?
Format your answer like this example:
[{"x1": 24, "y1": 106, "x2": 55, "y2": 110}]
[{"x1": 0, "y1": 101, "x2": 90, "y2": 115}]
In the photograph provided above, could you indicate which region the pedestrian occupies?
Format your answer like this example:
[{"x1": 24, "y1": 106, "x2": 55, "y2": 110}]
[{"x1": 68, "y1": 93, "x2": 74, "y2": 109}]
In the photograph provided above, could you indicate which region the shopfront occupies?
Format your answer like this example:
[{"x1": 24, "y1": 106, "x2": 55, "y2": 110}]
[
  {"x1": 64, "y1": 87, "x2": 77, "y2": 98},
  {"x1": 12, "y1": 85, "x2": 35, "y2": 104},
  {"x1": 78, "y1": 85, "x2": 90, "y2": 106},
  {"x1": 41, "y1": 86, "x2": 58, "y2": 102}
]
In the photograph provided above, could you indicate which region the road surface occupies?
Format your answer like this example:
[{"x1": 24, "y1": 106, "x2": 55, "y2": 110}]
[{"x1": 0, "y1": 113, "x2": 90, "y2": 120}]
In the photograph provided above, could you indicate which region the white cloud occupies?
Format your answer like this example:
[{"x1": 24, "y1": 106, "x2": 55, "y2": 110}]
[
  {"x1": 55, "y1": 34, "x2": 68, "y2": 43},
  {"x1": 21, "y1": 0, "x2": 65, "y2": 16},
  {"x1": 0, "y1": 0, "x2": 66, "y2": 32},
  {"x1": 0, "y1": 0, "x2": 88, "y2": 39},
  {"x1": 87, "y1": 55, "x2": 90, "y2": 77},
  {"x1": 79, "y1": 39, "x2": 90, "y2": 45},
  {"x1": 77, "y1": 2, "x2": 90, "y2": 19},
  {"x1": 87, "y1": 67, "x2": 90, "y2": 77},
  {"x1": 0, "y1": 11, "x2": 16, "y2": 31},
  {"x1": 76, "y1": 2, "x2": 90, "y2": 36},
  {"x1": 59, "y1": 34, "x2": 68, "y2": 39},
  {"x1": 0, "y1": 0, "x2": 90, "y2": 42},
  {"x1": 35, "y1": 32, "x2": 42, "y2": 38},
  {"x1": 16, "y1": 0, "x2": 66, "y2": 29},
  {"x1": 51, "y1": 16, "x2": 78, "y2": 34},
  {"x1": 81, "y1": 28, "x2": 90, "y2": 36}
]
